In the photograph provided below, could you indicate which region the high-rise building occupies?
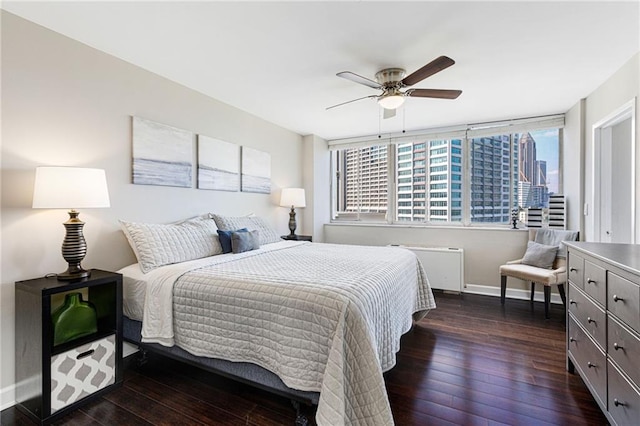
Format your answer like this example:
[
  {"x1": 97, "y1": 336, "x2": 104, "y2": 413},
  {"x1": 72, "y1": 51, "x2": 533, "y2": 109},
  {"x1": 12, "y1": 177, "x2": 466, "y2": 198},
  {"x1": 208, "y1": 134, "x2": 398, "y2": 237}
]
[
  {"x1": 396, "y1": 140, "x2": 463, "y2": 222},
  {"x1": 338, "y1": 133, "x2": 537, "y2": 223},
  {"x1": 336, "y1": 145, "x2": 388, "y2": 217},
  {"x1": 470, "y1": 135, "x2": 513, "y2": 223},
  {"x1": 516, "y1": 132, "x2": 549, "y2": 208}
]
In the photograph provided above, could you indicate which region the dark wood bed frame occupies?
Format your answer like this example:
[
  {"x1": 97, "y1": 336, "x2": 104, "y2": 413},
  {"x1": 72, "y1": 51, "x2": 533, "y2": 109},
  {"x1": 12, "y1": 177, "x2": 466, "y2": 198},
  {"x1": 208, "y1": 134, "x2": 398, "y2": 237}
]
[{"x1": 123, "y1": 317, "x2": 318, "y2": 425}]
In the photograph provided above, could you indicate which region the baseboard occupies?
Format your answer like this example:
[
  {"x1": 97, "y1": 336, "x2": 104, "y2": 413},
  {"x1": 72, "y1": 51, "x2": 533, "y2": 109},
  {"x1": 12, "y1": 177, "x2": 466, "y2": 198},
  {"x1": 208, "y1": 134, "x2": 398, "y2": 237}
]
[
  {"x1": 1, "y1": 383, "x2": 15, "y2": 411},
  {"x1": 464, "y1": 283, "x2": 563, "y2": 304}
]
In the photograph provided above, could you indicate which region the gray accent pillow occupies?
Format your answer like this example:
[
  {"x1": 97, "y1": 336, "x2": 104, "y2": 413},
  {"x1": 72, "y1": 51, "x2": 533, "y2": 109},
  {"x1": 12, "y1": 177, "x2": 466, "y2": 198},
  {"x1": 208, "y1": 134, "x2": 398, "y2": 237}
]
[
  {"x1": 120, "y1": 215, "x2": 222, "y2": 273},
  {"x1": 210, "y1": 214, "x2": 281, "y2": 245},
  {"x1": 521, "y1": 241, "x2": 558, "y2": 269},
  {"x1": 231, "y1": 230, "x2": 261, "y2": 254}
]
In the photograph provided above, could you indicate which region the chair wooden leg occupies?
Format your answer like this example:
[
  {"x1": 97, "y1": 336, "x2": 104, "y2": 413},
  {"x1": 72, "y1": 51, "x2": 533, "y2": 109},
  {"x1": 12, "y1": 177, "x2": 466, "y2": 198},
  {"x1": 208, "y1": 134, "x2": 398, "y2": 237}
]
[
  {"x1": 530, "y1": 282, "x2": 535, "y2": 303},
  {"x1": 558, "y1": 283, "x2": 567, "y2": 307},
  {"x1": 501, "y1": 275, "x2": 507, "y2": 305},
  {"x1": 544, "y1": 286, "x2": 551, "y2": 319}
]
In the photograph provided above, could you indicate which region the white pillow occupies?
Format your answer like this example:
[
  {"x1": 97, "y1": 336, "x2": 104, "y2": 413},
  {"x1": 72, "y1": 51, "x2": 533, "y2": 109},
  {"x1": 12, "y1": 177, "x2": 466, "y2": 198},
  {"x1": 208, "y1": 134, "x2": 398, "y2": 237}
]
[
  {"x1": 120, "y1": 215, "x2": 222, "y2": 273},
  {"x1": 209, "y1": 213, "x2": 281, "y2": 245}
]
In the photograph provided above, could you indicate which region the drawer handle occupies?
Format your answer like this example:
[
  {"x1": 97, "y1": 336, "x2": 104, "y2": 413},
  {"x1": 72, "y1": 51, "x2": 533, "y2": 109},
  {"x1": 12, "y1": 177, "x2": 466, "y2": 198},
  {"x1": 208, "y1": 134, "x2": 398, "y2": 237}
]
[
  {"x1": 613, "y1": 398, "x2": 625, "y2": 407},
  {"x1": 613, "y1": 343, "x2": 623, "y2": 351},
  {"x1": 569, "y1": 299, "x2": 576, "y2": 305},
  {"x1": 569, "y1": 337, "x2": 576, "y2": 343},
  {"x1": 587, "y1": 278, "x2": 596, "y2": 285},
  {"x1": 587, "y1": 317, "x2": 595, "y2": 324},
  {"x1": 77, "y1": 349, "x2": 95, "y2": 360},
  {"x1": 613, "y1": 295, "x2": 624, "y2": 302},
  {"x1": 570, "y1": 268, "x2": 578, "y2": 273},
  {"x1": 587, "y1": 361, "x2": 596, "y2": 369}
]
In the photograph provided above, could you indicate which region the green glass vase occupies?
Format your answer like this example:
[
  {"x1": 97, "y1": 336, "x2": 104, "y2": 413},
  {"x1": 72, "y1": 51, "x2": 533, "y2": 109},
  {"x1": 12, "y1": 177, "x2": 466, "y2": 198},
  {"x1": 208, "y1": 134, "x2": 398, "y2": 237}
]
[{"x1": 51, "y1": 292, "x2": 97, "y2": 346}]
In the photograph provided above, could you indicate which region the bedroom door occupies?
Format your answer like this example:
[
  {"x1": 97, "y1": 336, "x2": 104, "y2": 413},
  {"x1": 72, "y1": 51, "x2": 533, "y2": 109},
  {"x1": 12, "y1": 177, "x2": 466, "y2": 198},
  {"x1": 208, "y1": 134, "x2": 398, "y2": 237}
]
[{"x1": 592, "y1": 99, "x2": 636, "y2": 243}]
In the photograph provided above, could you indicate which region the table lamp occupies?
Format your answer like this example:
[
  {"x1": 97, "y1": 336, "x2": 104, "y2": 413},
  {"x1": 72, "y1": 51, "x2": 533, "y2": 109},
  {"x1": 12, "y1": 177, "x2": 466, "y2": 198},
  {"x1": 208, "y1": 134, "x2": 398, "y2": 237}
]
[
  {"x1": 32, "y1": 166, "x2": 110, "y2": 281},
  {"x1": 279, "y1": 188, "x2": 306, "y2": 238}
]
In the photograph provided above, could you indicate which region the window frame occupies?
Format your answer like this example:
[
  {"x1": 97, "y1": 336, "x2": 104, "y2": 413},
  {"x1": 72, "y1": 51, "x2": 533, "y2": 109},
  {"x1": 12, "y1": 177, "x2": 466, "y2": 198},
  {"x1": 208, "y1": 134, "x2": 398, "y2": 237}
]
[{"x1": 329, "y1": 115, "x2": 564, "y2": 227}]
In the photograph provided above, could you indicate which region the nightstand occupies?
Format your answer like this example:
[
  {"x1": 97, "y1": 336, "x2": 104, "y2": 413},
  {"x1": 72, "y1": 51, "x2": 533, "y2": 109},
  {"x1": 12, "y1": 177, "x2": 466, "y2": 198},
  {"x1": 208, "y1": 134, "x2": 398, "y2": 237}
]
[
  {"x1": 281, "y1": 235, "x2": 312, "y2": 242},
  {"x1": 15, "y1": 270, "x2": 123, "y2": 425}
]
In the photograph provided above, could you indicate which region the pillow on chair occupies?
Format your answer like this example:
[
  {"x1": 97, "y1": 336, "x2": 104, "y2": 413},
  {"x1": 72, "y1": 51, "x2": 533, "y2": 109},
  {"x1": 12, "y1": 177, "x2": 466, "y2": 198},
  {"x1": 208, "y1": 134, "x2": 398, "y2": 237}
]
[{"x1": 521, "y1": 241, "x2": 558, "y2": 269}]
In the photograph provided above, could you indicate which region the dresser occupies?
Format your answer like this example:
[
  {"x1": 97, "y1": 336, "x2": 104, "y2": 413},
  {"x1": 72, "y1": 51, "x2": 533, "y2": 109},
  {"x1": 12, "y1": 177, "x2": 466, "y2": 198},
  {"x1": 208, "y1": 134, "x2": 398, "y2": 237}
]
[{"x1": 565, "y1": 242, "x2": 640, "y2": 425}]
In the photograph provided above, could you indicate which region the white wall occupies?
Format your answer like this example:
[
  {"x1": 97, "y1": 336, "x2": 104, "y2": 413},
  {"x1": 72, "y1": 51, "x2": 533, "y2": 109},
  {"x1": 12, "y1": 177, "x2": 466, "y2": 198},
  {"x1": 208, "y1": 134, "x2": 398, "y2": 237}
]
[
  {"x1": 563, "y1": 100, "x2": 585, "y2": 234},
  {"x1": 0, "y1": 12, "x2": 304, "y2": 408},
  {"x1": 302, "y1": 135, "x2": 331, "y2": 242},
  {"x1": 583, "y1": 53, "x2": 639, "y2": 242},
  {"x1": 325, "y1": 224, "x2": 531, "y2": 295}
]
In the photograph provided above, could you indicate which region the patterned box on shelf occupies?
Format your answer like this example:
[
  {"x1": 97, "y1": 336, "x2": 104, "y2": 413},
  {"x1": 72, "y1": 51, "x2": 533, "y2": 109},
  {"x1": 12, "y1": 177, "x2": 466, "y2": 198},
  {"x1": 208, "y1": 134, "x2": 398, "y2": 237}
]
[{"x1": 50, "y1": 335, "x2": 116, "y2": 412}]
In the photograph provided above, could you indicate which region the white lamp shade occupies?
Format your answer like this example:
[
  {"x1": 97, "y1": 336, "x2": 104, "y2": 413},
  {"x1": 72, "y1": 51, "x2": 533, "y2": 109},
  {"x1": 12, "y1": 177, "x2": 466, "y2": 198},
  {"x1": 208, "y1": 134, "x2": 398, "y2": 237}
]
[
  {"x1": 32, "y1": 166, "x2": 111, "y2": 209},
  {"x1": 378, "y1": 95, "x2": 405, "y2": 110},
  {"x1": 280, "y1": 188, "x2": 306, "y2": 208}
]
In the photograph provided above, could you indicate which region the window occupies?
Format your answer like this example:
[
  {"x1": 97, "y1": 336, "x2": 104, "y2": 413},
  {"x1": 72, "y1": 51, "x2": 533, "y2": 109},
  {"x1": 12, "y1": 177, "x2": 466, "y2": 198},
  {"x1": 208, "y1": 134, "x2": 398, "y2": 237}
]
[
  {"x1": 332, "y1": 145, "x2": 388, "y2": 221},
  {"x1": 330, "y1": 118, "x2": 561, "y2": 225}
]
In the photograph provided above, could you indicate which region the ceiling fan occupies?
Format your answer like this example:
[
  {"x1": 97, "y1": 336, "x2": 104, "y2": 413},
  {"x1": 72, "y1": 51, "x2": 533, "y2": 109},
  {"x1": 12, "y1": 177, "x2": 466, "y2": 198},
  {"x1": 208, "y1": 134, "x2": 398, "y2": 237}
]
[{"x1": 328, "y1": 55, "x2": 462, "y2": 118}]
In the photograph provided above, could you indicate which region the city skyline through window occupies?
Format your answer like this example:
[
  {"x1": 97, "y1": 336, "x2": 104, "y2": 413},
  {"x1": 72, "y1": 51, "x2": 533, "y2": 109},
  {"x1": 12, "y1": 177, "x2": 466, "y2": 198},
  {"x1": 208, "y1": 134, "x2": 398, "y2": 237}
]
[{"x1": 331, "y1": 127, "x2": 560, "y2": 224}]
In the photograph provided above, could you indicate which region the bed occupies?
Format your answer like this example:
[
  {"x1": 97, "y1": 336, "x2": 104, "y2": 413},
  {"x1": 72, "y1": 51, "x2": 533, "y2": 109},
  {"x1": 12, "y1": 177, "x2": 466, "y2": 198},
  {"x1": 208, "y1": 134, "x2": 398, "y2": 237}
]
[{"x1": 118, "y1": 214, "x2": 436, "y2": 425}]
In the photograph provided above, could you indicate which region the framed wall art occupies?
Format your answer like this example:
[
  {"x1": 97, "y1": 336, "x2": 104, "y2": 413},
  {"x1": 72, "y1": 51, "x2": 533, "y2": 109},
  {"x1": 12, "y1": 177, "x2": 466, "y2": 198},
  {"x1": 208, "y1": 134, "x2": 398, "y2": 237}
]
[
  {"x1": 241, "y1": 147, "x2": 271, "y2": 194},
  {"x1": 197, "y1": 135, "x2": 240, "y2": 191},
  {"x1": 132, "y1": 116, "x2": 193, "y2": 187}
]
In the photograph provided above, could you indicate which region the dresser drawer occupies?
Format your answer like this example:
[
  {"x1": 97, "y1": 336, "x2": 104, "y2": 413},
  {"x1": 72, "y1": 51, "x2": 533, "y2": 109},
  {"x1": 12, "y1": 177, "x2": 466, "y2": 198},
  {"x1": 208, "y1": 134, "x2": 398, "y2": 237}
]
[
  {"x1": 50, "y1": 335, "x2": 116, "y2": 413},
  {"x1": 608, "y1": 315, "x2": 640, "y2": 386},
  {"x1": 608, "y1": 360, "x2": 640, "y2": 426},
  {"x1": 568, "y1": 316, "x2": 607, "y2": 406},
  {"x1": 584, "y1": 260, "x2": 606, "y2": 303},
  {"x1": 568, "y1": 284, "x2": 606, "y2": 348},
  {"x1": 568, "y1": 252, "x2": 585, "y2": 289},
  {"x1": 608, "y1": 272, "x2": 640, "y2": 332}
]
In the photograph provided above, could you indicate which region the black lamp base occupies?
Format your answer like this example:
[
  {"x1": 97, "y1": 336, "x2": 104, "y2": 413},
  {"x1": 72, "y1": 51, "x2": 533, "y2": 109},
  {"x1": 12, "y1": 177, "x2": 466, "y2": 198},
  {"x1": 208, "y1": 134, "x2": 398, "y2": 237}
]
[
  {"x1": 57, "y1": 267, "x2": 91, "y2": 281},
  {"x1": 58, "y1": 210, "x2": 90, "y2": 282},
  {"x1": 288, "y1": 206, "x2": 297, "y2": 237}
]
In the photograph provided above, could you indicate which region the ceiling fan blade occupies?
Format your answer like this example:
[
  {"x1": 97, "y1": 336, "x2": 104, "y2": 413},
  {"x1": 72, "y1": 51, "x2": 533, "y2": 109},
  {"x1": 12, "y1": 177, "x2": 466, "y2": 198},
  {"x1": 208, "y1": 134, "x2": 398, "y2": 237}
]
[
  {"x1": 401, "y1": 56, "x2": 456, "y2": 86},
  {"x1": 383, "y1": 108, "x2": 396, "y2": 119},
  {"x1": 326, "y1": 95, "x2": 378, "y2": 110},
  {"x1": 406, "y1": 89, "x2": 462, "y2": 99},
  {"x1": 337, "y1": 71, "x2": 382, "y2": 89}
]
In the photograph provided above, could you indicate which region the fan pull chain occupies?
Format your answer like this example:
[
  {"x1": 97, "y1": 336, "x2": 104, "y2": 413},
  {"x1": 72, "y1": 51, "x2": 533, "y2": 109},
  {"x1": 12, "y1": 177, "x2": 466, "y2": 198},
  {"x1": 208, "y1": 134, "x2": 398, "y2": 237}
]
[{"x1": 403, "y1": 107, "x2": 406, "y2": 134}]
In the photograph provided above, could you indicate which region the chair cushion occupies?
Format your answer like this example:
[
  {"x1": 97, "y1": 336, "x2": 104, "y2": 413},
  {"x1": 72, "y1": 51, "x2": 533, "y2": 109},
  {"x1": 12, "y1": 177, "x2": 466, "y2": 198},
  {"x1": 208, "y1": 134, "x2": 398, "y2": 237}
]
[
  {"x1": 499, "y1": 263, "x2": 566, "y2": 285},
  {"x1": 521, "y1": 240, "x2": 558, "y2": 269}
]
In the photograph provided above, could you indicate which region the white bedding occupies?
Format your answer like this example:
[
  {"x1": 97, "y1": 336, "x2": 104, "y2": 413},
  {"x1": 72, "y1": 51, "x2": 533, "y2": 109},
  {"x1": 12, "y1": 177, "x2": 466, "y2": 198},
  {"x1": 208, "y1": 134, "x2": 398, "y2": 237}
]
[{"x1": 119, "y1": 241, "x2": 435, "y2": 425}]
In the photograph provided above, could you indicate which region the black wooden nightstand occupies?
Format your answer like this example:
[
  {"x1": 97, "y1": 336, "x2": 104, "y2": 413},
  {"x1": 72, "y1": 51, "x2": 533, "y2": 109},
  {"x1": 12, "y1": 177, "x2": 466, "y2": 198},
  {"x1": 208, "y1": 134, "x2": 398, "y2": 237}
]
[
  {"x1": 281, "y1": 235, "x2": 312, "y2": 242},
  {"x1": 15, "y1": 270, "x2": 123, "y2": 424}
]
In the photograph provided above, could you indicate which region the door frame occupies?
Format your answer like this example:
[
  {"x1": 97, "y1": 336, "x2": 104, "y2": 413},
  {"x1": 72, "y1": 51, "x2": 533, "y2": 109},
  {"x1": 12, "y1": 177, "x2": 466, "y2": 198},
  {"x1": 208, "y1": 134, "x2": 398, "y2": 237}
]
[{"x1": 591, "y1": 97, "x2": 636, "y2": 243}]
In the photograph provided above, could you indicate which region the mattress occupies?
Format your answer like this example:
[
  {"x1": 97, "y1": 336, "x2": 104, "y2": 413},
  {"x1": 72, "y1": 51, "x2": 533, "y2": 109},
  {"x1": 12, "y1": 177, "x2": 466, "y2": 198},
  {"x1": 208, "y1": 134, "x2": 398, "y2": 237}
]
[{"x1": 119, "y1": 240, "x2": 435, "y2": 425}]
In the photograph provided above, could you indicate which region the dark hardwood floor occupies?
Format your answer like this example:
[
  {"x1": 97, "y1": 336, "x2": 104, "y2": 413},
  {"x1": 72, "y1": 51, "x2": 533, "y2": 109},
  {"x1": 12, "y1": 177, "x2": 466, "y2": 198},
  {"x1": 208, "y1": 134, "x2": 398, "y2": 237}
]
[{"x1": 2, "y1": 292, "x2": 609, "y2": 425}]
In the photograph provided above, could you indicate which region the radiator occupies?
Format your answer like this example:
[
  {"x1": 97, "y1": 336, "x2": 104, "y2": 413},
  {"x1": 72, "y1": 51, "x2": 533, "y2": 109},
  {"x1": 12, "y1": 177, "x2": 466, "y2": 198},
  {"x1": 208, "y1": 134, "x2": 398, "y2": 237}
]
[{"x1": 403, "y1": 246, "x2": 464, "y2": 292}]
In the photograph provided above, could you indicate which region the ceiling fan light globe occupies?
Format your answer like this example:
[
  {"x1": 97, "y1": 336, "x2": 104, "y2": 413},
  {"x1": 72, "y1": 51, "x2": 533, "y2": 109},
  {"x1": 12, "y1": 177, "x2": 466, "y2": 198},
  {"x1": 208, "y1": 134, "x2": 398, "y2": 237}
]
[{"x1": 378, "y1": 95, "x2": 404, "y2": 110}]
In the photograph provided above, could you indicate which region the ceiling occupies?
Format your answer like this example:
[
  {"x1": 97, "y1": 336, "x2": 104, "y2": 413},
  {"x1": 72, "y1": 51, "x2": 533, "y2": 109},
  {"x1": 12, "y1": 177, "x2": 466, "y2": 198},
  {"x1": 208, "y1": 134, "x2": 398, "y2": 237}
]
[{"x1": 3, "y1": 1, "x2": 639, "y2": 141}]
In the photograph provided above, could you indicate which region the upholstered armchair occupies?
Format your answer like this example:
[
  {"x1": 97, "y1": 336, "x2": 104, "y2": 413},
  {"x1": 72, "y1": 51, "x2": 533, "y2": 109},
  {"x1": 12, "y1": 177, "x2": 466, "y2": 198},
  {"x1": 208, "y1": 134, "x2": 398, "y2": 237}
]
[{"x1": 499, "y1": 229, "x2": 579, "y2": 319}]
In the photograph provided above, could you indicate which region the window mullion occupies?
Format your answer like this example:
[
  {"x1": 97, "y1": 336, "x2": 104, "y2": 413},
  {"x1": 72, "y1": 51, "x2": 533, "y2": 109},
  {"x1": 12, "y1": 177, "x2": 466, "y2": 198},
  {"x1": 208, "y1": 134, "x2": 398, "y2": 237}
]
[{"x1": 462, "y1": 136, "x2": 471, "y2": 225}]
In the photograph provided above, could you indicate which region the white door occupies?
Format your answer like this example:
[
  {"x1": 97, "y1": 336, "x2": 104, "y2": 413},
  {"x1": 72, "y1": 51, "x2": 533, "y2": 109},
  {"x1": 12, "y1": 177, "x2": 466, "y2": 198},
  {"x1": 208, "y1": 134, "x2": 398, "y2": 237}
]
[
  {"x1": 592, "y1": 100, "x2": 635, "y2": 243},
  {"x1": 598, "y1": 128, "x2": 612, "y2": 242}
]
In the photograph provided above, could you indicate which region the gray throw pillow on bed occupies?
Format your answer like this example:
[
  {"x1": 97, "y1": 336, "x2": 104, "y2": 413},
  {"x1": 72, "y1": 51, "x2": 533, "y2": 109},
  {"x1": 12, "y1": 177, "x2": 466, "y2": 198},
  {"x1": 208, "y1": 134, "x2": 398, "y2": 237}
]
[
  {"x1": 210, "y1": 214, "x2": 281, "y2": 245},
  {"x1": 231, "y1": 230, "x2": 261, "y2": 254},
  {"x1": 521, "y1": 241, "x2": 558, "y2": 269}
]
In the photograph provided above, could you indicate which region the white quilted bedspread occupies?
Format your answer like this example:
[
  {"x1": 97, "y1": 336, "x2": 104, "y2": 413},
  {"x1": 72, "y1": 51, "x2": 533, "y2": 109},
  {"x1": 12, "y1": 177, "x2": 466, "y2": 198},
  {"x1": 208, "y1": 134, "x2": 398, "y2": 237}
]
[{"x1": 139, "y1": 241, "x2": 435, "y2": 425}]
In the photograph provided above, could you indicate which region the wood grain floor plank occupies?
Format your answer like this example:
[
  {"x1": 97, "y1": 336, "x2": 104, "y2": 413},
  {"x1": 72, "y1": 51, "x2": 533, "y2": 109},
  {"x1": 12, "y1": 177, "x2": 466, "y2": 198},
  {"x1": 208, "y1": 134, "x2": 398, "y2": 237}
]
[{"x1": 1, "y1": 292, "x2": 608, "y2": 426}]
